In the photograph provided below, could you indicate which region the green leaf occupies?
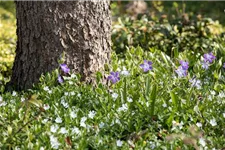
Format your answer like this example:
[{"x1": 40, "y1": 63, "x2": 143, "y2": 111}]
[
  {"x1": 170, "y1": 90, "x2": 179, "y2": 111},
  {"x1": 150, "y1": 83, "x2": 158, "y2": 116},
  {"x1": 160, "y1": 52, "x2": 169, "y2": 67},
  {"x1": 28, "y1": 95, "x2": 42, "y2": 107},
  {"x1": 173, "y1": 2, "x2": 178, "y2": 8},
  {"x1": 173, "y1": 46, "x2": 179, "y2": 58},
  {"x1": 166, "y1": 112, "x2": 174, "y2": 127},
  {"x1": 123, "y1": 78, "x2": 127, "y2": 103},
  {"x1": 29, "y1": 99, "x2": 42, "y2": 108},
  {"x1": 96, "y1": 88, "x2": 103, "y2": 95},
  {"x1": 213, "y1": 70, "x2": 219, "y2": 80},
  {"x1": 96, "y1": 71, "x2": 103, "y2": 83},
  {"x1": 145, "y1": 75, "x2": 151, "y2": 97},
  {"x1": 7, "y1": 125, "x2": 12, "y2": 135}
]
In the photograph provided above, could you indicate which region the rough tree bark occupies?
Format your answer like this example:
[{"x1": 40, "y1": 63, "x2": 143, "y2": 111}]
[{"x1": 6, "y1": 1, "x2": 111, "y2": 91}]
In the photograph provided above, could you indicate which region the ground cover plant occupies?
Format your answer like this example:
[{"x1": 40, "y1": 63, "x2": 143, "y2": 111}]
[
  {"x1": 0, "y1": 2, "x2": 225, "y2": 150},
  {"x1": 1, "y1": 48, "x2": 225, "y2": 149}
]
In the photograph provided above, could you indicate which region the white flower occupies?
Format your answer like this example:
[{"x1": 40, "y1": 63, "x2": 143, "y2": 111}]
[
  {"x1": 149, "y1": 141, "x2": 156, "y2": 149},
  {"x1": 20, "y1": 97, "x2": 25, "y2": 102},
  {"x1": 171, "y1": 120, "x2": 183, "y2": 130},
  {"x1": 55, "y1": 117, "x2": 62, "y2": 123},
  {"x1": 218, "y1": 92, "x2": 225, "y2": 98},
  {"x1": 189, "y1": 78, "x2": 201, "y2": 89},
  {"x1": 70, "y1": 111, "x2": 77, "y2": 119},
  {"x1": 98, "y1": 139, "x2": 103, "y2": 144},
  {"x1": 209, "y1": 118, "x2": 217, "y2": 126},
  {"x1": 0, "y1": 98, "x2": 7, "y2": 107},
  {"x1": 60, "y1": 127, "x2": 68, "y2": 134},
  {"x1": 162, "y1": 103, "x2": 167, "y2": 108},
  {"x1": 121, "y1": 66, "x2": 130, "y2": 76},
  {"x1": 223, "y1": 113, "x2": 225, "y2": 118},
  {"x1": 64, "y1": 92, "x2": 69, "y2": 96},
  {"x1": 199, "y1": 137, "x2": 206, "y2": 147},
  {"x1": 80, "y1": 117, "x2": 87, "y2": 127},
  {"x1": 77, "y1": 93, "x2": 81, "y2": 97},
  {"x1": 12, "y1": 91, "x2": 17, "y2": 96},
  {"x1": 50, "y1": 135, "x2": 60, "y2": 149},
  {"x1": 115, "y1": 119, "x2": 121, "y2": 124},
  {"x1": 194, "y1": 105, "x2": 199, "y2": 113},
  {"x1": 88, "y1": 110, "x2": 96, "y2": 119},
  {"x1": 99, "y1": 122, "x2": 105, "y2": 128},
  {"x1": 15, "y1": 147, "x2": 21, "y2": 150},
  {"x1": 111, "y1": 93, "x2": 118, "y2": 100},
  {"x1": 61, "y1": 99, "x2": 69, "y2": 108},
  {"x1": 43, "y1": 104, "x2": 50, "y2": 110},
  {"x1": 50, "y1": 124, "x2": 59, "y2": 133},
  {"x1": 71, "y1": 127, "x2": 81, "y2": 135},
  {"x1": 181, "y1": 99, "x2": 186, "y2": 104},
  {"x1": 28, "y1": 144, "x2": 34, "y2": 150},
  {"x1": 202, "y1": 61, "x2": 209, "y2": 70},
  {"x1": 179, "y1": 121, "x2": 184, "y2": 129},
  {"x1": 196, "y1": 122, "x2": 202, "y2": 128},
  {"x1": 120, "y1": 70, "x2": 130, "y2": 76},
  {"x1": 70, "y1": 91, "x2": 75, "y2": 96},
  {"x1": 42, "y1": 119, "x2": 48, "y2": 124},
  {"x1": 43, "y1": 87, "x2": 52, "y2": 94},
  {"x1": 43, "y1": 86, "x2": 49, "y2": 91},
  {"x1": 172, "y1": 120, "x2": 177, "y2": 126},
  {"x1": 81, "y1": 117, "x2": 87, "y2": 122},
  {"x1": 71, "y1": 74, "x2": 76, "y2": 78},
  {"x1": 69, "y1": 81, "x2": 73, "y2": 85},
  {"x1": 117, "y1": 104, "x2": 128, "y2": 112},
  {"x1": 116, "y1": 140, "x2": 123, "y2": 147},
  {"x1": 127, "y1": 97, "x2": 133, "y2": 103},
  {"x1": 40, "y1": 147, "x2": 45, "y2": 150},
  {"x1": 210, "y1": 90, "x2": 216, "y2": 95},
  {"x1": 208, "y1": 95, "x2": 212, "y2": 101}
]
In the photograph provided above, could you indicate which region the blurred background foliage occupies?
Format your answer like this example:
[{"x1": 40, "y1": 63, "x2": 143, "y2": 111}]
[
  {"x1": 0, "y1": 1, "x2": 16, "y2": 87},
  {"x1": 111, "y1": 1, "x2": 225, "y2": 25},
  {"x1": 0, "y1": 1, "x2": 15, "y2": 14},
  {"x1": 0, "y1": 1, "x2": 225, "y2": 86}
]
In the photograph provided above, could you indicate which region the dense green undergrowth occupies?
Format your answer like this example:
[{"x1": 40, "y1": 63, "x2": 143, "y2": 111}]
[
  {"x1": 0, "y1": 2, "x2": 225, "y2": 149},
  {"x1": 1, "y1": 48, "x2": 225, "y2": 149},
  {"x1": 112, "y1": 16, "x2": 225, "y2": 55}
]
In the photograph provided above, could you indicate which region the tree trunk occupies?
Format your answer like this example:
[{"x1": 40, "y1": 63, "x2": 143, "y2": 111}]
[{"x1": 6, "y1": 1, "x2": 111, "y2": 91}]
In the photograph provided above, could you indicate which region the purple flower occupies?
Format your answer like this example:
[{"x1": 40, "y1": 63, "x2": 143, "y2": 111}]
[
  {"x1": 179, "y1": 60, "x2": 189, "y2": 70},
  {"x1": 60, "y1": 64, "x2": 70, "y2": 74},
  {"x1": 175, "y1": 66, "x2": 187, "y2": 77},
  {"x1": 202, "y1": 61, "x2": 209, "y2": 70},
  {"x1": 58, "y1": 75, "x2": 63, "y2": 83},
  {"x1": 107, "y1": 72, "x2": 120, "y2": 84},
  {"x1": 203, "y1": 52, "x2": 216, "y2": 63},
  {"x1": 223, "y1": 63, "x2": 225, "y2": 68},
  {"x1": 140, "y1": 60, "x2": 153, "y2": 72}
]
